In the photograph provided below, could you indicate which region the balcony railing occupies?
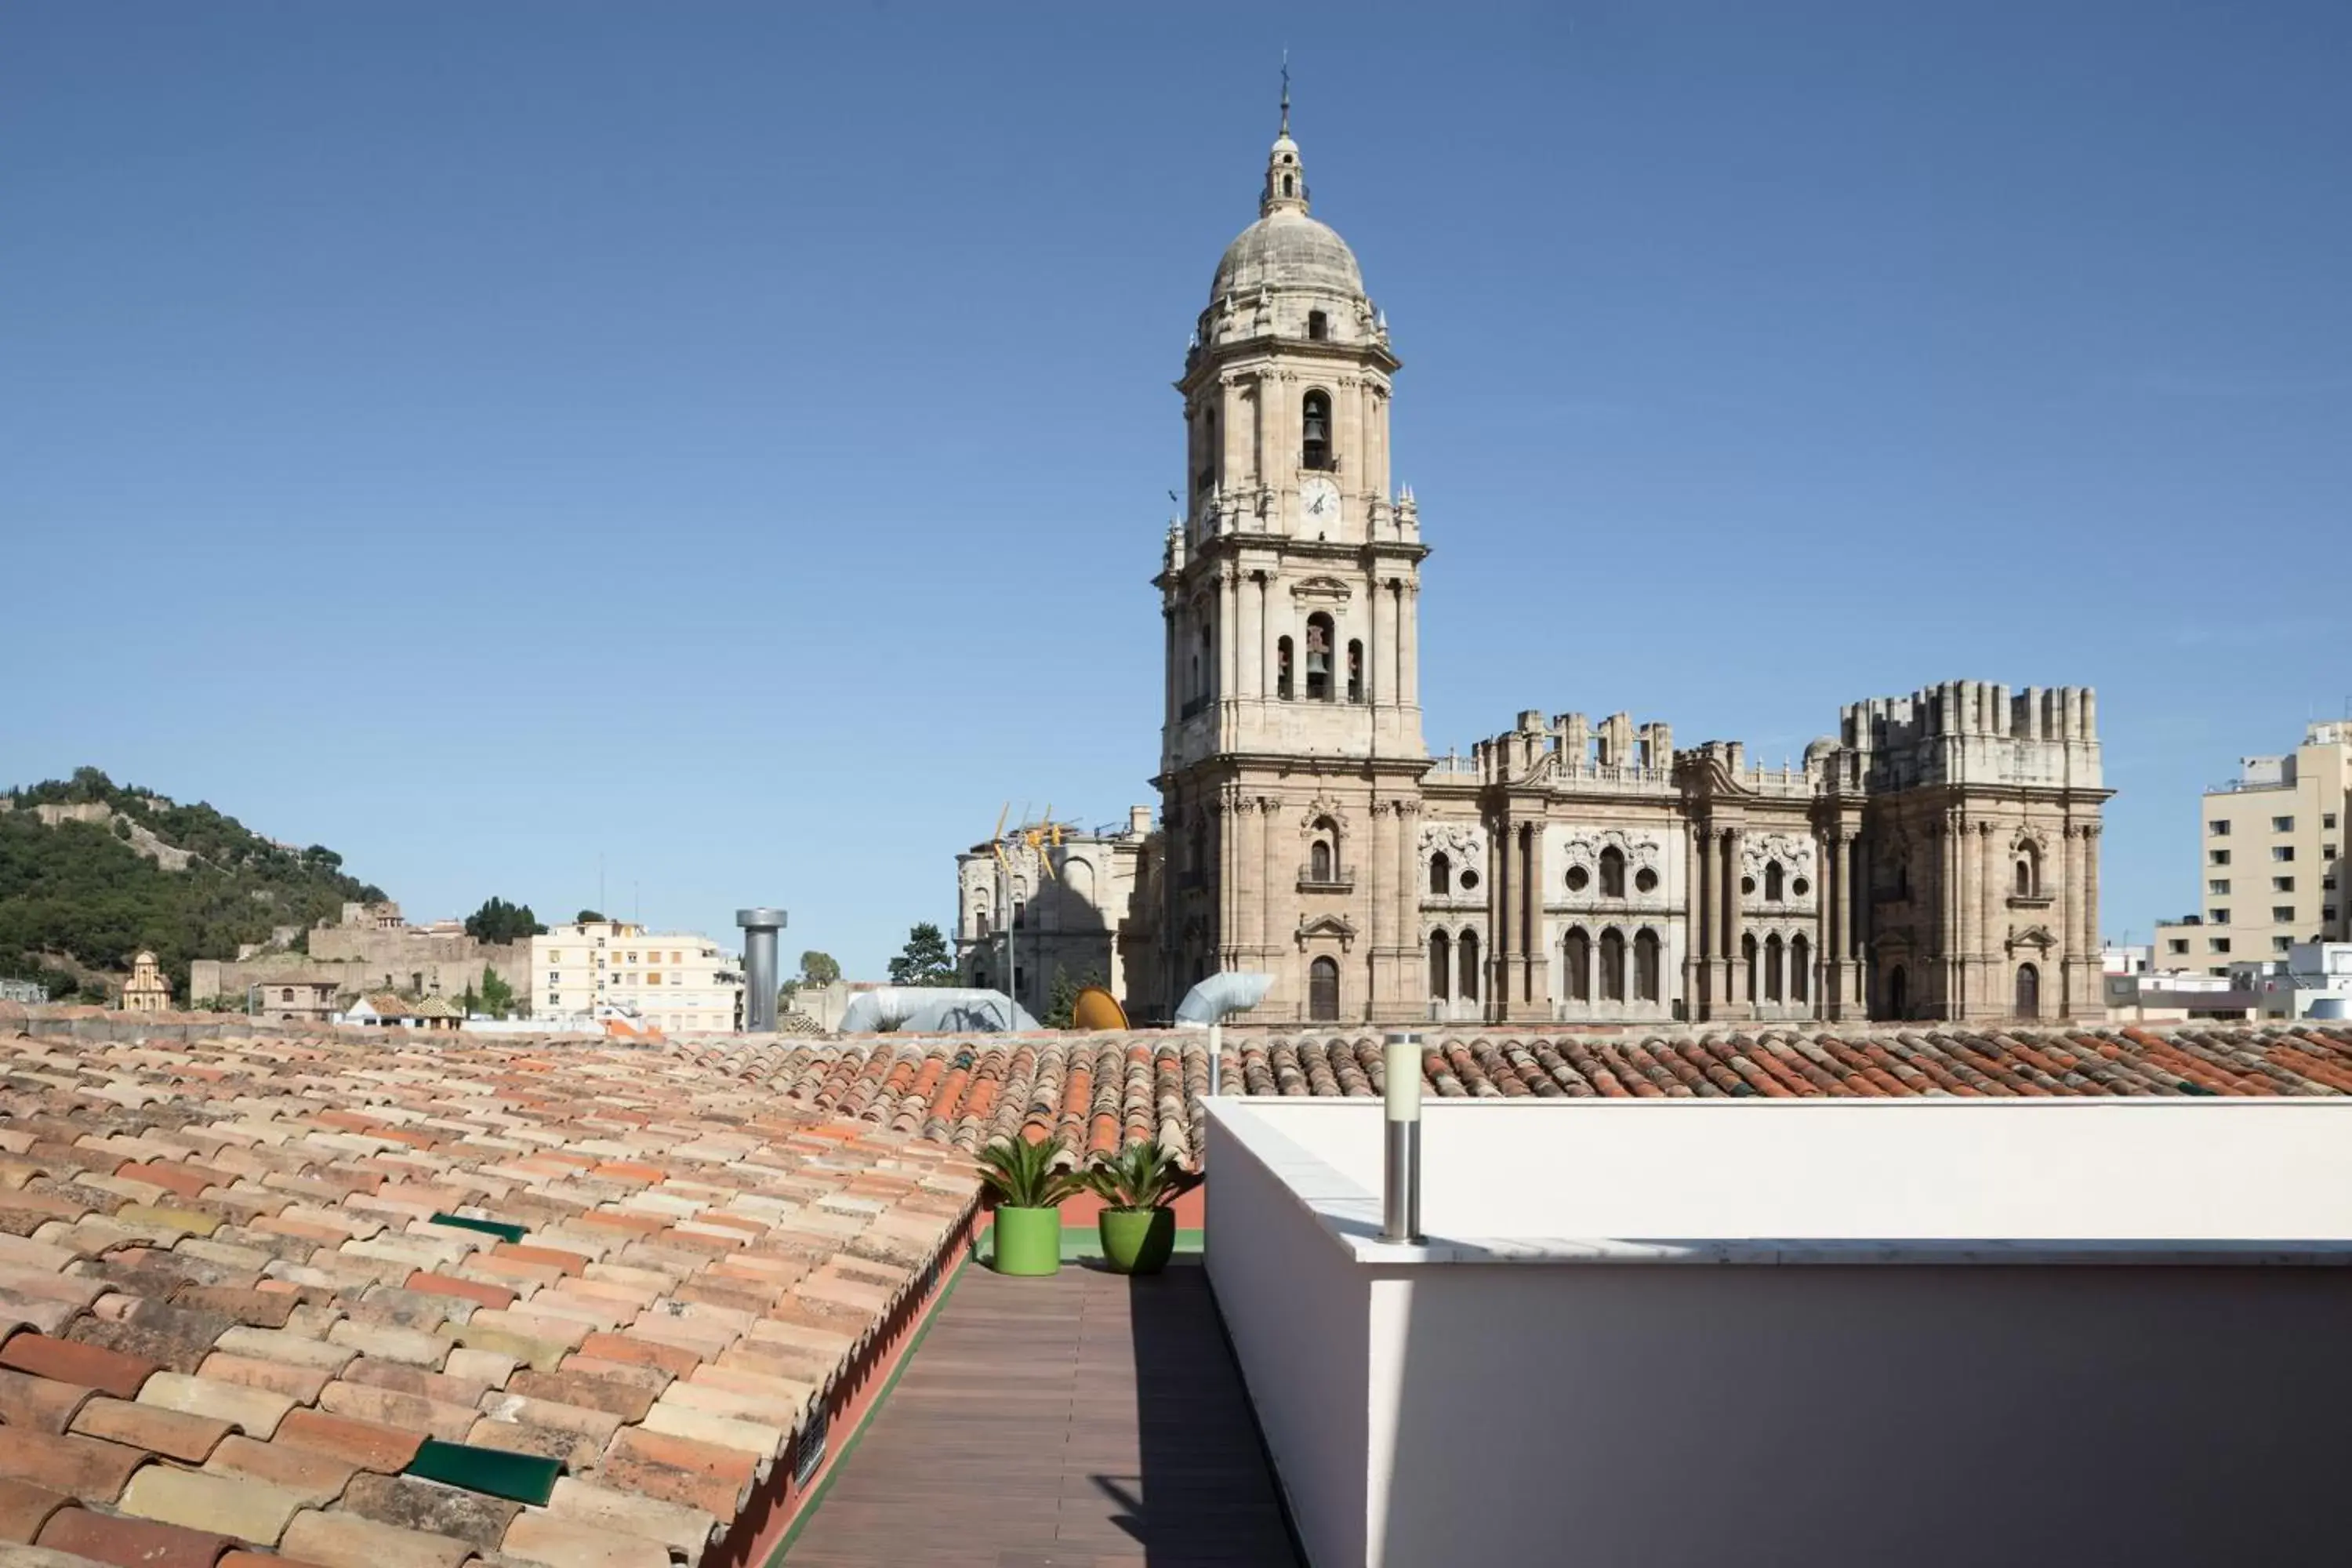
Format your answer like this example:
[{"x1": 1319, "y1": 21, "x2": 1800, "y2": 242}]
[{"x1": 1298, "y1": 862, "x2": 1356, "y2": 892}]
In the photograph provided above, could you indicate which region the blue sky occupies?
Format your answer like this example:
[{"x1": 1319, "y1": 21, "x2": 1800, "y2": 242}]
[{"x1": 5, "y1": 2, "x2": 2347, "y2": 975}]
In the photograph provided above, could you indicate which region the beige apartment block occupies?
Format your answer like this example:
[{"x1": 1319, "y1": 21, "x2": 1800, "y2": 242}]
[
  {"x1": 2154, "y1": 720, "x2": 2352, "y2": 975},
  {"x1": 1098, "y1": 108, "x2": 2111, "y2": 1026},
  {"x1": 531, "y1": 919, "x2": 742, "y2": 1033}
]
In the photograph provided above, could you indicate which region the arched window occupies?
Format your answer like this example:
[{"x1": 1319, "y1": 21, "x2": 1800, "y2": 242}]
[
  {"x1": 1429, "y1": 852, "x2": 1451, "y2": 897},
  {"x1": 1301, "y1": 390, "x2": 1333, "y2": 470},
  {"x1": 1634, "y1": 930, "x2": 1661, "y2": 1002},
  {"x1": 1744, "y1": 933, "x2": 1760, "y2": 1000},
  {"x1": 1276, "y1": 636, "x2": 1294, "y2": 700},
  {"x1": 1347, "y1": 639, "x2": 1364, "y2": 703},
  {"x1": 1458, "y1": 930, "x2": 1481, "y2": 1003},
  {"x1": 1308, "y1": 956, "x2": 1339, "y2": 1021},
  {"x1": 1599, "y1": 847, "x2": 1627, "y2": 899},
  {"x1": 1305, "y1": 613, "x2": 1334, "y2": 701},
  {"x1": 1765, "y1": 861, "x2": 1784, "y2": 902},
  {"x1": 1600, "y1": 929, "x2": 1627, "y2": 1002},
  {"x1": 1428, "y1": 930, "x2": 1451, "y2": 1000},
  {"x1": 1307, "y1": 309, "x2": 1327, "y2": 341},
  {"x1": 975, "y1": 909, "x2": 990, "y2": 938},
  {"x1": 1565, "y1": 927, "x2": 1591, "y2": 1002},
  {"x1": 1765, "y1": 933, "x2": 1784, "y2": 1001},
  {"x1": 1189, "y1": 819, "x2": 1207, "y2": 880},
  {"x1": 1308, "y1": 815, "x2": 1340, "y2": 885},
  {"x1": 1791, "y1": 934, "x2": 1810, "y2": 1004},
  {"x1": 1886, "y1": 964, "x2": 1908, "y2": 1019},
  {"x1": 1013, "y1": 901, "x2": 1026, "y2": 930},
  {"x1": 2015, "y1": 962, "x2": 2040, "y2": 1020},
  {"x1": 1199, "y1": 622, "x2": 1213, "y2": 699},
  {"x1": 1283, "y1": 173, "x2": 1295, "y2": 198},
  {"x1": 2015, "y1": 840, "x2": 2041, "y2": 897},
  {"x1": 281, "y1": 988, "x2": 295, "y2": 1003}
]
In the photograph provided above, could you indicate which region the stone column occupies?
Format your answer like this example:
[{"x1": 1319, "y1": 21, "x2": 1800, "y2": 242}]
[
  {"x1": 1691, "y1": 819, "x2": 1714, "y2": 1016},
  {"x1": 1522, "y1": 822, "x2": 1549, "y2": 1014},
  {"x1": 1235, "y1": 800, "x2": 1261, "y2": 956},
  {"x1": 1956, "y1": 815, "x2": 1979, "y2": 1019},
  {"x1": 1216, "y1": 567, "x2": 1237, "y2": 710},
  {"x1": 1369, "y1": 800, "x2": 1397, "y2": 1011},
  {"x1": 1399, "y1": 583, "x2": 1421, "y2": 708},
  {"x1": 1264, "y1": 797, "x2": 1282, "y2": 970},
  {"x1": 2072, "y1": 823, "x2": 2101, "y2": 1018},
  {"x1": 1163, "y1": 607, "x2": 1178, "y2": 729},
  {"x1": 1248, "y1": 375, "x2": 1268, "y2": 492},
  {"x1": 1828, "y1": 833, "x2": 1853, "y2": 1016},
  {"x1": 1486, "y1": 811, "x2": 1511, "y2": 1022},
  {"x1": 1722, "y1": 829, "x2": 1746, "y2": 1007},
  {"x1": 1338, "y1": 375, "x2": 1363, "y2": 504},
  {"x1": 1239, "y1": 573, "x2": 1261, "y2": 699},
  {"x1": 1398, "y1": 803, "x2": 1421, "y2": 1014},
  {"x1": 1979, "y1": 822, "x2": 2002, "y2": 1017},
  {"x1": 1368, "y1": 574, "x2": 1388, "y2": 707}
]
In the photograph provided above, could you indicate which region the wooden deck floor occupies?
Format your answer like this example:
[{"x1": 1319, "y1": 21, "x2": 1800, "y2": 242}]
[{"x1": 780, "y1": 1258, "x2": 1300, "y2": 1568}]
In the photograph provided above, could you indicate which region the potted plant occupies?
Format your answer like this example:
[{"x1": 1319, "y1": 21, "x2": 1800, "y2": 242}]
[
  {"x1": 1083, "y1": 1141, "x2": 1196, "y2": 1276},
  {"x1": 978, "y1": 1134, "x2": 1083, "y2": 1276}
]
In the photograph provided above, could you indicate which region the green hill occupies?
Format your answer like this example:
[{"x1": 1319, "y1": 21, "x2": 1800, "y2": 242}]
[{"x1": 0, "y1": 767, "x2": 384, "y2": 1004}]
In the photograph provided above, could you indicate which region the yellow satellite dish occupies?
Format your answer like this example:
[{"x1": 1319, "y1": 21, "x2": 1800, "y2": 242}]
[{"x1": 1069, "y1": 985, "x2": 1129, "y2": 1031}]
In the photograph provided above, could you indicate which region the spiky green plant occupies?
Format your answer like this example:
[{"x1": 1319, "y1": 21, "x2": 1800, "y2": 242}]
[
  {"x1": 978, "y1": 1134, "x2": 1085, "y2": 1210},
  {"x1": 1083, "y1": 1140, "x2": 1196, "y2": 1213}
]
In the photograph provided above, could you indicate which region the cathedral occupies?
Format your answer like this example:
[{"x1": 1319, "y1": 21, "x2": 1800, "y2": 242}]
[{"x1": 972, "y1": 104, "x2": 2112, "y2": 1029}]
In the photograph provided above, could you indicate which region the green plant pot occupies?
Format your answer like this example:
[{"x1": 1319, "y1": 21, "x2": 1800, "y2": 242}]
[
  {"x1": 1098, "y1": 1207, "x2": 1176, "y2": 1276},
  {"x1": 991, "y1": 1206, "x2": 1062, "y2": 1276}
]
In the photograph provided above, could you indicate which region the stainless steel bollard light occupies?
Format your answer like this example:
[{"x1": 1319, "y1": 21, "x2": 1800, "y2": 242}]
[{"x1": 1381, "y1": 1030, "x2": 1423, "y2": 1243}]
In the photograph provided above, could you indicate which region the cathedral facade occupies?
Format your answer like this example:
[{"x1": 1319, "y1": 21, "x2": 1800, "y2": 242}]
[{"x1": 1133, "y1": 111, "x2": 2110, "y2": 1028}]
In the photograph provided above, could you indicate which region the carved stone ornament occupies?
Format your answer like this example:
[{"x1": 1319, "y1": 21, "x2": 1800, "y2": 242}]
[
  {"x1": 1298, "y1": 799, "x2": 1349, "y2": 841},
  {"x1": 1295, "y1": 912, "x2": 1359, "y2": 952},
  {"x1": 1289, "y1": 575, "x2": 1353, "y2": 603},
  {"x1": 1421, "y1": 822, "x2": 1486, "y2": 877},
  {"x1": 2005, "y1": 924, "x2": 2059, "y2": 954},
  {"x1": 1740, "y1": 832, "x2": 1817, "y2": 881},
  {"x1": 1561, "y1": 826, "x2": 1664, "y2": 872}
]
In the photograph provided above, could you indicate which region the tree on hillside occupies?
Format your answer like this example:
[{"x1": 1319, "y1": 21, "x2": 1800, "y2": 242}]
[
  {"x1": 886, "y1": 924, "x2": 956, "y2": 988},
  {"x1": 799, "y1": 950, "x2": 841, "y2": 986},
  {"x1": 464, "y1": 897, "x2": 545, "y2": 945}
]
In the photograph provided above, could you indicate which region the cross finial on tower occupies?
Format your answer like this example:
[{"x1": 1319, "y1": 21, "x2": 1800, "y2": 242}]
[{"x1": 1279, "y1": 52, "x2": 1290, "y2": 137}]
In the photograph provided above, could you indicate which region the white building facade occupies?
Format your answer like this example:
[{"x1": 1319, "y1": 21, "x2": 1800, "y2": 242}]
[{"x1": 530, "y1": 920, "x2": 742, "y2": 1034}]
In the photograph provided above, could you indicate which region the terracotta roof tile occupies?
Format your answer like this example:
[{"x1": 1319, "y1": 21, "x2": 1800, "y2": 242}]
[
  {"x1": 0, "y1": 1027, "x2": 980, "y2": 1563},
  {"x1": 0, "y1": 1475, "x2": 74, "y2": 1543},
  {"x1": 36, "y1": 1503, "x2": 234, "y2": 1568},
  {"x1": 0, "y1": 1427, "x2": 154, "y2": 1504}
]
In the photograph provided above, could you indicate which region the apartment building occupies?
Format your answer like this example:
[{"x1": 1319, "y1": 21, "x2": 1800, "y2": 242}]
[
  {"x1": 530, "y1": 919, "x2": 743, "y2": 1033},
  {"x1": 2156, "y1": 721, "x2": 2350, "y2": 975}
]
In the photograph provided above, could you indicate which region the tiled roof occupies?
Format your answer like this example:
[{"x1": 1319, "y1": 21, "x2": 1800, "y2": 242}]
[
  {"x1": 0, "y1": 1029, "x2": 979, "y2": 1567},
  {"x1": 692, "y1": 1022, "x2": 2352, "y2": 1169}
]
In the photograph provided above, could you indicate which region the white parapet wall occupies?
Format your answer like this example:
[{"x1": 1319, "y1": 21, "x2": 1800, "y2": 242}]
[{"x1": 1205, "y1": 1096, "x2": 2352, "y2": 1568}]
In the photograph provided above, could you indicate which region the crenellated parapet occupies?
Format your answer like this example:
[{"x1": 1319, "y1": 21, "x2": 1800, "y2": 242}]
[{"x1": 1840, "y1": 680, "x2": 2102, "y2": 792}]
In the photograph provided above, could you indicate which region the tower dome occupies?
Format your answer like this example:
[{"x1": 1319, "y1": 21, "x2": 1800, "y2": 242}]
[{"x1": 1208, "y1": 95, "x2": 1366, "y2": 305}]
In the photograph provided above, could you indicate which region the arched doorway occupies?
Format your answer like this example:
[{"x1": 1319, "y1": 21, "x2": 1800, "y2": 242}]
[
  {"x1": 2014, "y1": 962, "x2": 2040, "y2": 1021},
  {"x1": 1428, "y1": 931, "x2": 1451, "y2": 1001},
  {"x1": 1308, "y1": 956, "x2": 1340, "y2": 1022}
]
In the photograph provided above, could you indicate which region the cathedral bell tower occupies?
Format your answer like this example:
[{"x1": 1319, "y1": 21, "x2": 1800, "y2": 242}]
[{"x1": 1153, "y1": 92, "x2": 1430, "y2": 1023}]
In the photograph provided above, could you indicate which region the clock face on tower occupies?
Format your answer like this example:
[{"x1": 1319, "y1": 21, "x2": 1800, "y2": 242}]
[{"x1": 1300, "y1": 477, "x2": 1340, "y2": 525}]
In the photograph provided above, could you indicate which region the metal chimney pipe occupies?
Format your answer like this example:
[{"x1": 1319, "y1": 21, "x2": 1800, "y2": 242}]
[
  {"x1": 1381, "y1": 1031, "x2": 1423, "y2": 1243},
  {"x1": 735, "y1": 908, "x2": 788, "y2": 1035}
]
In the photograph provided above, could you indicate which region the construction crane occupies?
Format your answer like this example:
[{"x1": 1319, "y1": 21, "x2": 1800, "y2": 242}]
[{"x1": 983, "y1": 804, "x2": 1065, "y2": 1023}]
